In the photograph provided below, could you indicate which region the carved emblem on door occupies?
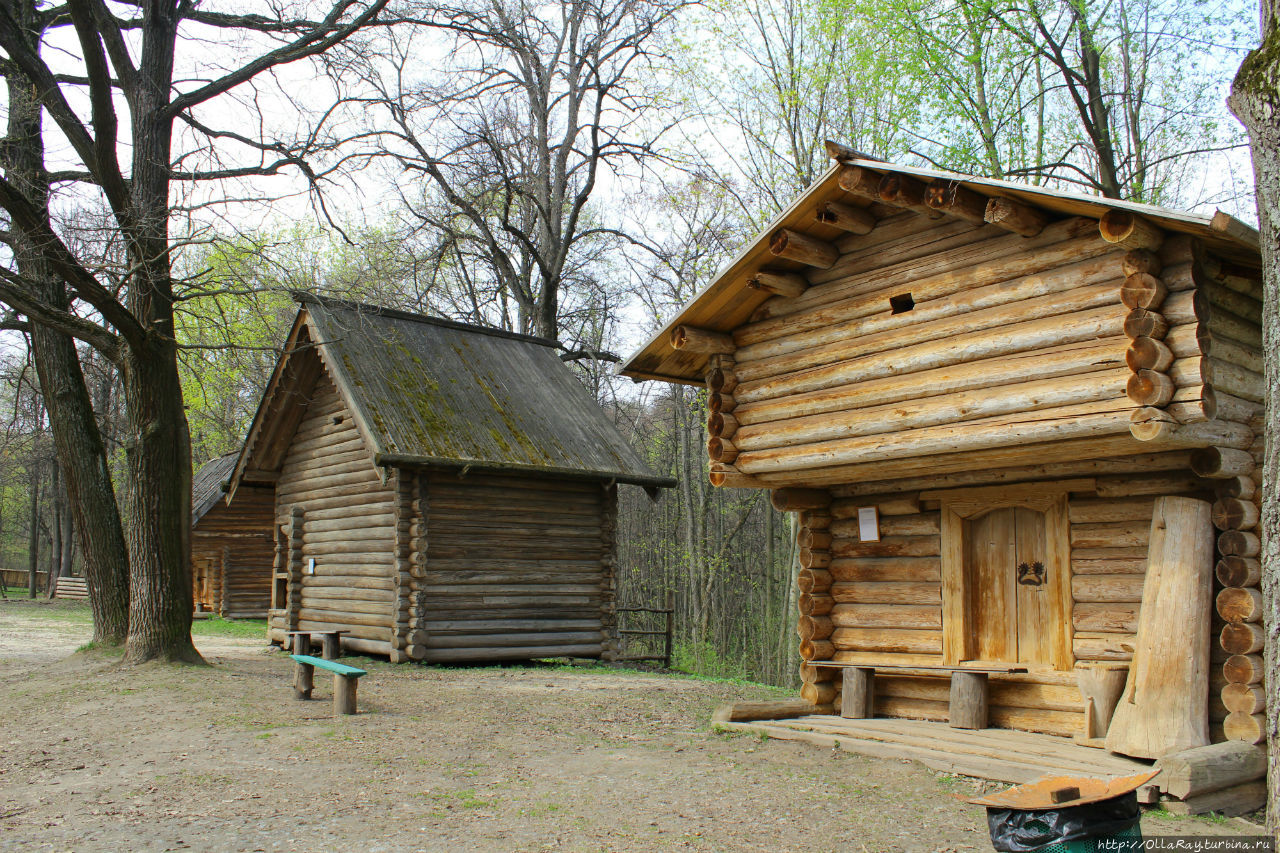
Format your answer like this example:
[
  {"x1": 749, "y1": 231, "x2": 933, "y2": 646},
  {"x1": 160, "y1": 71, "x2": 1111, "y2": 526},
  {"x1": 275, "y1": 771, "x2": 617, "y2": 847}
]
[{"x1": 1017, "y1": 561, "x2": 1046, "y2": 586}]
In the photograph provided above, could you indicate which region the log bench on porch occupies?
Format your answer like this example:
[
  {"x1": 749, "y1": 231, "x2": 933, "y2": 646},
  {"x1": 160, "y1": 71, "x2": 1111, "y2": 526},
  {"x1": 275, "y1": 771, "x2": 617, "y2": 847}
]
[{"x1": 809, "y1": 661, "x2": 1028, "y2": 730}]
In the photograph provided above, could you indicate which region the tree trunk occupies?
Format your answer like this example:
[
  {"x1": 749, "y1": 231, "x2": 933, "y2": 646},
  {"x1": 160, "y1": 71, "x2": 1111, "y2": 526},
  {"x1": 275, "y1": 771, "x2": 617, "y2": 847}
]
[
  {"x1": 47, "y1": 463, "x2": 60, "y2": 596},
  {"x1": 120, "y1": 340, "x2": 201, "y2": 664},
  {"x1": 0, "y1": 1, "x2": 131, "y2": 642},
  {"x1": 27, "y1": 462, "x2": 39, "y2": 599},
  {"x1": 1227, "y1": 1, "x2": 1280, "y2": 831}
]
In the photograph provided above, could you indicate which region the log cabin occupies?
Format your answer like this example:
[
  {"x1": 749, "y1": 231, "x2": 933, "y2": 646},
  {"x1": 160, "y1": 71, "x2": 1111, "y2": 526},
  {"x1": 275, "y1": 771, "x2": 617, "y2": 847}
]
[
  {"x1": 228, "y1": 294, "x2": 672, "y2": 663},
  {"x1": 191, "y1": 452, "x2": 274, "y2": 618},
  {"x1": 622, "y1": 150, "x2": 1268, "y2": 800}
]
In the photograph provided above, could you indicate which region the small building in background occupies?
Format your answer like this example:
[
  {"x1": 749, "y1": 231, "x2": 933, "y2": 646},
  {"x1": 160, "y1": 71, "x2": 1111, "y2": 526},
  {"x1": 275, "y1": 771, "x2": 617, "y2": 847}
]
[
  {"x1": 191, "y1": 452, "x2": 275, "y2": 618},
  {"x1": 228, "y1": 294, "x2": 672, "y2": 663}
]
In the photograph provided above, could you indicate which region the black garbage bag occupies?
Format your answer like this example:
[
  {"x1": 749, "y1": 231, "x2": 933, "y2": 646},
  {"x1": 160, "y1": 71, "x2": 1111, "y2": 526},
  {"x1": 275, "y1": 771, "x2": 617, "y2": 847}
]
[{"x1": 986, "y1": 791, "x2": 1141, "y2": 853}]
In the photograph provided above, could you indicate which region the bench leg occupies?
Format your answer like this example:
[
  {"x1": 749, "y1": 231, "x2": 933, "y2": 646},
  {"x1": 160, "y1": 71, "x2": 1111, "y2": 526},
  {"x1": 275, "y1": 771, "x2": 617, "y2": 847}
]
[
  {"x1": 840, "y1": 667, "x2": 875, "y2": 719},
  {"x1": 334, "y1": 674, "x2": 358, "y2": 715},
  {"x1": 949, "y1": 671, "x2": 988, "y2": 729},
  {"x1": 291, "y1": 632, "x2": 311, "y2": 654},
  {"x1": 294, "y1": 662, "x2": 314, "y2": 700},
  {"x1": 321, "y1": 633, "x2": 341, "y2": 661}
]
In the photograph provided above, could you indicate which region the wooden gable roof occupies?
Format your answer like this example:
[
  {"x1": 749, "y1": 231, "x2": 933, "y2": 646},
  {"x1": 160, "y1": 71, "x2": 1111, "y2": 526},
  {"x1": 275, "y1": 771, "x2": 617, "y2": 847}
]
[
  {"x1": 619, "y1": 155, "x2": 1262, "y2": 386},
  {"x1": 192, "y1": 452, "x2": 239, "y2": 524},
  {"x1": 231, "y1": 295, "x2": 673, "y2": 493}
]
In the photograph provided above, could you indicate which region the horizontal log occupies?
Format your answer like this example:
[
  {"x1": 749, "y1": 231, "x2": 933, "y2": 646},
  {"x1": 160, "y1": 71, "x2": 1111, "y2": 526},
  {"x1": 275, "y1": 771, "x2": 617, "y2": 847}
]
[
  {"x1": 1220, "y1": 622, "x2": 1265, "y2": 655},
  {"x1": 1223, "y1": 712, "x2": 1265, "y2": 745},
  {"x1": 797, "y1": 569, "x2": 832, "y2": 593},
  {"x1": 1123, "y1": 308, "x2": 1169, "y2": 340},
  {"x1": 1072, "y1": 574, "x2": 1144, "y2": 603},
  {"x1": 925, "y1": 182, "x2": 989, "y2": 225},
  {"x1": 1071, "y1": 558, "x2": 1147, "y2": 575},
  {"x1": 1121, "y1": 272, "x2": 1167, "y2": 310},
  {"x1": 1212, "y1": 498, "x2": 1259, "y2": 531},
  {"x1": 713, "y1": 698, "x2": 835, "y2": 723},
  {"x1": 1160, "y1": 780, "x2": 1266, "y2": 816},
  {"x1": 707, "y1": 436, "x2": 738, "y2": 464},
  {"x1": 800, "y1": 682, "x2": 837, "y2": 704},
  {"x1": 1210, "y1": 359, "x2": 1264, "y2": 404},
  {"x1": 770, "y1": 228, "x2": 838, "y2": 268},
  {"x1": 747, "y1": 272, "x2": 807, "y2": 298},
  {"x1": 797, "y1": 615, "x2": 833, "y2": 641},
  {"x1": 708, "y1": 391, "x2": 736, "y2": 413},
  {"x1": 708, "y1": 411, "x2": 738, "y2": 437},
  {"x1": 828, "y1": 557, "x2": 940, "y2": 583},
  {"x1": 832, "y1": 512, "x2": 938, "y2": 539},
  {"x1": 1190, "y1": 447, "x2": 1255, "y2": 479},
  {"x1": 1224, "y1": 654, "x2": 1264, "y2": 685},
  {"x1": 837, "y1": 163, "x2": 883, "y2": 198},
  {"x1": 799, "y1": 639, "x2": 835, "y2": 661},
  {"x1": 738, "y1": 400, "x2": 1134, "y2": 475},
  {"x1": 1218, "y1": 530, "x2": 1261, "y2": 558},
  {"x1": 670, "y1": 325, "x2": 735, "y2": 354},
  {"x1": 708, "y1": 464, "x2": 764, "y2": 489},
  {"x1": 1099, "y1": 210, "x2": 1163, "y2": 250},
  {"x1": 817, "y1": 200, "x2": 876, "y2": 235},
  {"x1": 1073, "y1": 603, "x2": 1139, "y2": 633},
  {"x1": 421, "y1": 617, "x2": 601, "y2": 634},
  {"x1": 298, "y1": 608, "x2": 388, "y2": 628},
  {"x1": 420, "y1": 645, "x2": 604, "y2": 662},
  {"x1": 831, "y1": 627, "x2": 942, "y2": 654},
  {"x1": 1216, "y1": 557, "x2": 1261, "y2": 589},
  {"x1": 1125, "y1": 337, "x2": 1173, "y2": 372},
  {"x1": 984, "y1": 197, "x2": 1047, "y2": 237},
  {"x1": 797, "y1": 593, "x2": 833, "y2": 616},
  {"x1": 831, "y1": 604, "x2": 941, "y2": 630},
  {"x1": 1069, "y1": 521, "x2": 1148, "y2": 550},
  {"x1": 1221, "y1": 683, "x2": 1266, "y2": 715},
  {"x1": 799, "y1": 548, "x2": 830, "y2": 569},
  {"x1": 1073, "y1": 633, "x2": 1136, "y2": 661},
  {"x1": 799, "y1": 510, "x2": 832, "y2": 530},
  {"x1": 771, "y1": 488, "x2": 832, "y2": 511},
  {"x1": 1126, "y1": 370, "x2": 1174, "y2": 406},
  {"x1": 425, "y1": 631, "x2": 604, "y2": 650},
  {"x1": 832, "y1": 535, "x2": 940, "y2": 558},
  {"x1": 831, "y1": 493, "x2": 922, "y2": 518},
  {"x1": 1123, "y1": 249, "x2": 1161, "y2": 277},
  {"x1": 1155, "y1": 741, "x2": 1267, "y2": 799},
  {"x1": 1067, "y1": 498, "x2": 1155, "y2": 524},
  {"x1": 876, "y1": 172, "x2": 940, "y2": 217},
  {"x1": 830, "y1": 581, "x2": 940, "y2": 605}
]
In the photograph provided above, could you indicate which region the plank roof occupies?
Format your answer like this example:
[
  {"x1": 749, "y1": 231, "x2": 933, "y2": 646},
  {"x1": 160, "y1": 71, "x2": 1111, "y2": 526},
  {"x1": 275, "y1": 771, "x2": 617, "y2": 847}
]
[
  {"x1": 192, "y1": 452, "x2": 238, "y2": 524},
  {"x1": 235, "y1": 295, "x2": 672, "y2": 489},
  {"x1": 619, "y1": 156, "x2": 1262, "y2": 385}
]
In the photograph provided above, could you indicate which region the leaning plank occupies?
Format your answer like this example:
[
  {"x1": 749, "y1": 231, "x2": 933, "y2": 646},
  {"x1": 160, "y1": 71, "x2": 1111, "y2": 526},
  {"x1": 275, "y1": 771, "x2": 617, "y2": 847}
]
[{"x1": 1105, "y1": 497, "x2": 1213, "y2": 759}]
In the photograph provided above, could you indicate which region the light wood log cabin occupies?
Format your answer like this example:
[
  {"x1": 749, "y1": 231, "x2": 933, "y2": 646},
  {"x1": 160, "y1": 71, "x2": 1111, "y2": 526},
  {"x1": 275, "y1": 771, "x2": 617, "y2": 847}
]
[
  {"x1": 191, "y1": 452, "x2": 274, "y2": 618},
  {"x1": 228, "y1": 294, "x2": 672, "y2": 663},
  {"x1": 621, "y1": 151, "x2": 1266, "y2": 770}
]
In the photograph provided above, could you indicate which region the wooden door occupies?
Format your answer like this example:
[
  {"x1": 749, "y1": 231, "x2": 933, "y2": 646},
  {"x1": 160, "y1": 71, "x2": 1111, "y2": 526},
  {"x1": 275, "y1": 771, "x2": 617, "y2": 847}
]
[{"x1": 966, "y1": 507, "x2": 1051, "y2": 665}]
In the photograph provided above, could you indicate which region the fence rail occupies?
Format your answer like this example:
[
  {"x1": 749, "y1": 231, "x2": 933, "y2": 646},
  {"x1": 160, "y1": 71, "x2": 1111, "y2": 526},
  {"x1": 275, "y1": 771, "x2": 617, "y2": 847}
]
[{"x1": 614, "y1": 592, "x2": 674, "y2": 668}]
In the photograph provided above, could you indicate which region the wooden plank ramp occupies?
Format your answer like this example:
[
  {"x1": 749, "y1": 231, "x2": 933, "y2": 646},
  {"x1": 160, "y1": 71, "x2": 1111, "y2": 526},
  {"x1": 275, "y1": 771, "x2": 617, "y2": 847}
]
[{"x1": 719, "y1": 715, "x2": 1151, "y2": 785}]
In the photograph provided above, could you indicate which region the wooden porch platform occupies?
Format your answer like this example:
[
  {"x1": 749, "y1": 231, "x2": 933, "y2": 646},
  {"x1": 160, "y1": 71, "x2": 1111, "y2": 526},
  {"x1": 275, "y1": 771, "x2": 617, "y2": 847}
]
[{"x1": 719, "y1": 716, "x2": 1154, "y2": 787}]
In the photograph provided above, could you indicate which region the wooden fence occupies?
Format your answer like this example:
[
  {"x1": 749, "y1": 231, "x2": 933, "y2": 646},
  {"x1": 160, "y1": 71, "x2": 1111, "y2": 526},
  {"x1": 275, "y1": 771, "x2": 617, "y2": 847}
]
[{"x1": 615, "y1": 591, "x2": 675, "y2": 668}]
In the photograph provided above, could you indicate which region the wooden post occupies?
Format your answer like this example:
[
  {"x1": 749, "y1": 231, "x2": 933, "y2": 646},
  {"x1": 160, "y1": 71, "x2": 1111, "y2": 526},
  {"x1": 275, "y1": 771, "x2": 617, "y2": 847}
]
[
  {"x1": 334, "y1": 674, "x2": 358, "y2": 715},
  {"x1": 840, "y1": 667, "x2": 875, "y2": 719},
  {"x1": 294, "y1": 658, "x2": 314, "y2": 700},
  {"x1": 291, "y1": 631, "x2": 311, "y2": 655},
  {"x1": 321, "y1": 632, "x2": 343, "y2": 660},
  {"x1": 949, "y1": 671, "x2": 989, "y2": 729},
  {"x1": 1075, "y1": 663, "x2": 1129, "y2": 743}
]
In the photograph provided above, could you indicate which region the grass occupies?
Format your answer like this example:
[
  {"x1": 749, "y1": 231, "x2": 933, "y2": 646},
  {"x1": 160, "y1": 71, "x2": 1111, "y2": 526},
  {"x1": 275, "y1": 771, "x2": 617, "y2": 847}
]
[
  {"x1": 191, "y1": 616, "x2": 268, "y2": 639},
  {"x1": 6, "y1": 598, "x2": 269, "y2": 641}
]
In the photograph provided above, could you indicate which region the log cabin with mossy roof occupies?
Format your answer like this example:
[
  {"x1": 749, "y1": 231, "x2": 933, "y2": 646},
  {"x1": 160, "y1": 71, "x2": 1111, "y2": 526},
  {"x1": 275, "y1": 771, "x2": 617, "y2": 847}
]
[
  {"x1": 620, "y1": 145, "x2": 1269, "y2": 809},
  {"x1": 228, "y1": 293, "x2": 673, "y2": 664},
  {"x1": 191, "y1": 451, "x2": 274, "y2": 619}
]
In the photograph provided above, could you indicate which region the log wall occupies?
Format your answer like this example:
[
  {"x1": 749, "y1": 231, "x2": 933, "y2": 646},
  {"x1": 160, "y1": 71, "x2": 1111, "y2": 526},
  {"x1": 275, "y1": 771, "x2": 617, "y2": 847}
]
[
  {"x1": 416, "y1": 470, "x2": 614, "y2": 662},
  {"x1": 192, "y1": 484, "x2": 275, "y2": 618},
  {"x1": 792, "y1": 462, "x2": 1223, "y2": 740},
  {"x1": 274, "y1": 371, "x2": 399, "y2": 655}
]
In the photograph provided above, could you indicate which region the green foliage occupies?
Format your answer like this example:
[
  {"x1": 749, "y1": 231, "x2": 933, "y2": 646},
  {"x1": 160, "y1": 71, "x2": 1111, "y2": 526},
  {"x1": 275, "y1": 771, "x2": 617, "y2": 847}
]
[{"x1": 671, "y1": 640, "x2": 751, "y2": 681}]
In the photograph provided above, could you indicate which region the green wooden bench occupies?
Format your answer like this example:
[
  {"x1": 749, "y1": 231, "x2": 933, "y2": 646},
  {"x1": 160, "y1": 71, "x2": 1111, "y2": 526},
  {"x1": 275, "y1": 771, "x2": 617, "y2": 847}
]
[{"x1": 290, "y1": 654, "x2": 366, "y2": 716}]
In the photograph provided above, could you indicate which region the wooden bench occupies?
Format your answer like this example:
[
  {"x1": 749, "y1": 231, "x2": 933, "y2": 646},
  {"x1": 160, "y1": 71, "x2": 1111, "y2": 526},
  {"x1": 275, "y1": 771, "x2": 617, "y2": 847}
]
[
  {"x1": 808, "y1": 661, "x2": 1028, "y2": 730},
  {"x1": 290, "y1": 654, "x2": 366, "y2": 716},
  {"x1": 286, "y1": 630, "x2": 348, "y2": 660}
]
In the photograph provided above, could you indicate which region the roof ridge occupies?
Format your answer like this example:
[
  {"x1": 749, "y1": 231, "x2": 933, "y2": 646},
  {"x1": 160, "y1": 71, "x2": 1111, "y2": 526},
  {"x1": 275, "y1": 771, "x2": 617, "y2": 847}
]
[{"x1": 292, "y1": 291, "x2": 560, "y2": 349}]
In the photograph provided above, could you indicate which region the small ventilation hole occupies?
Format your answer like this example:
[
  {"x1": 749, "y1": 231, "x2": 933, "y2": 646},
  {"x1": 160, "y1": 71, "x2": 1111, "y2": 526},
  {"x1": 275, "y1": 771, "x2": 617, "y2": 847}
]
[{"x1": 890, "y1": 293, "x2": 915, "y2": 314}]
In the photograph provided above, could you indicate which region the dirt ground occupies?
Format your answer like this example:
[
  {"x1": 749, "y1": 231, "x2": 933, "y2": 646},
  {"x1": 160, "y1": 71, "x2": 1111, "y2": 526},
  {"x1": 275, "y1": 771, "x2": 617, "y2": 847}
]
[{"x1": 0, "y1": 598, "x2": 1264, "y2": 852}]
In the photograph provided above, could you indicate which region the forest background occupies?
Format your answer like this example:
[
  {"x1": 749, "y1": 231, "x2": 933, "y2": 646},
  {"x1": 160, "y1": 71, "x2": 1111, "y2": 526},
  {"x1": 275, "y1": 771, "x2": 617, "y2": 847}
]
[{"x1": 0, "y1": 0, "x2": 1259, "y2": 688}]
